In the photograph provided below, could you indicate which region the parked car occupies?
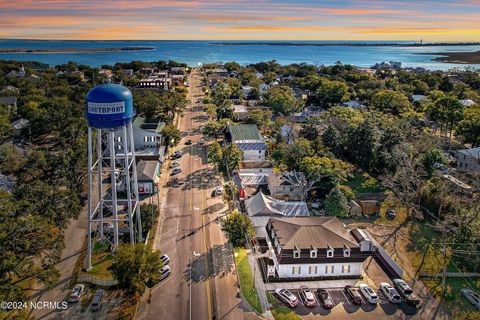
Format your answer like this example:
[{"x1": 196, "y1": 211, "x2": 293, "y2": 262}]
[
  {"x1": 393, "y1": 279, "x2": 420, "y2": 306},
  {"x1": 317, "y1": 289, "x2": 334, "y2": 309},
  {"x1": 68, "y1": 284, "x2": 84, "y2": 303},
  {"x1": 461, "y1": 289, "x2": 480, "y2": 310},
  {"x1": 171, "y1": 151, "x2": 183, "y2": 159},
  {"x1": 386, "y1": 209, "x2": 396, "y2": 220},
  {"x1": 171, "y1": 168, "x2": 182, "y2": 175},
  {"x1": 170, "y1": 161, "x2": 180, "y2": 168},
  {"x1": 299, "y1": 286, "x2": 317, "y2": 307},
  {"x1": 160, "y1": 254, "x2": 170, "y2": 265},
  {"x1": 198, "y1": 140, "x2": 205, "y2": 145},
  {"x1": 160, "y1": 265, "x2": 171, "y2": 281},
  {"x1": 185, "y1": 139, "x2": 192, "y2": 145},
  {"x1": 90, "y1": 289, "x2": 105, "y2": 312},
  {"x1": 215, "y1": 186, "x2": 223, "y2": 195},
  {"x1": 359, "y1": 283, "x2": 379, "y2": 304},
  {"x1": 275, "y1": 288, "x2": 299, "y2": 308},
  {"x1": 380, "y1": 282, "x2": 402, "y2": 304},
  {"x1": 344, "y1": 285, "x2": 362, "y2": 305}
]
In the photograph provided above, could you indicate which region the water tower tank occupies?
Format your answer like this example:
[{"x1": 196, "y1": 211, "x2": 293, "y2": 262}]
[{"x1": 86, "y1": 84, "x2": 135, "y2": 128}]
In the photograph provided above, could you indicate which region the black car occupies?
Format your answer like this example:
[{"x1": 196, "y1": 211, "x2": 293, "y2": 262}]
[
  {"x1": 393, "y1": 279, "x2": 420, "y2": 306},
  {"x1": 317, "y1": 289, "x2": 334, "y2": 309},
  {"x1": 345, "y1": 285, "x2": 362, "y2": 305},
  {"x1": 386, "y1": 209, "x2": 396, "y2": 220},
  {"x1": 90, "y1": 289, "x2": 105, "y2": 312},
  {"x1": 185, "y1": 139, "x2": 192, "y2": 145}
]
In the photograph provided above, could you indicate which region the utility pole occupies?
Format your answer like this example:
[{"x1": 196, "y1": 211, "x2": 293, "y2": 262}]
[{"x1": 441, "y1": 243, "x2": 447, "y2": 296}]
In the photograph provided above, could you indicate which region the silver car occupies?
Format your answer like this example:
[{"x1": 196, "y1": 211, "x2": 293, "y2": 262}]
[
  {"x1": 359, "y1": 283, "x2": 379, "y2": 304},
  {"x1": 160, "y1": 265, "x2": 171, "y2": 281},
  {"x1": 380, "y1": 282, "x2": 402, "y2": 304},
  {"x1": 461, "y1": 288, "x2": 480, "y2": 310}
]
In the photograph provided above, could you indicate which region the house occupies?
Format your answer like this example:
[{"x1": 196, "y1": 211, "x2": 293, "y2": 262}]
[
  {"x1": 460, "y1": 99, "x2": 476, "y2": 107},
  {"x1": 233, "y1": 104, "x2": 248, "y2": 120},
  {"x1": 0, "y1": 174, "x2": 16, "y2": 193},
  {"x1": 342, "y1": 100, "x2": 366, "y2": 109},
  {"x1": 245, "y1": 191, "x2": 309, "y2": 237},
  {"x1": 242, "y1": 86, "x2": 253, "y2": 99},
  {"x1": 6, "y1": 65, "x2": 26, "y2": 78},
  {"x1": 170, "y1": 66, "x2": 186, "y2": 75},
  {"x1": 411, "y1": 95, "x2": 426, "y2": 103},
  {"x1": 455, "y1": 147, "x2": 480, "y2": 173},
  {"x1": 114, "y1": 117, "x2": 165, "y2": 161},
  {"x1": 267, "y1": 172, "x2": 304, "y2": 201},
  {"x1": 0, "y1": 96, "x2": 18, "y2": 113},
  {"x1": 3, "y1": 85, "x2": 19, "y2": 94},
  {"x1": 11, "y1": 118, "x2": 29, "y2": 138},
  {"x1": 265, "y1": 216, "x2": 372, "y2": 279},
  {"x1": 136, "y1": 160, "x2": 160, "y2": 195},
  {"x1": 259, "y1": 83, "x2": 269, "y2": 93},
  {"x1": 227, "y1": 124, "x2": 266, "y2": 162}
]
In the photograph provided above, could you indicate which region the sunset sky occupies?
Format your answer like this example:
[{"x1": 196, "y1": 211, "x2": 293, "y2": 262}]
[{"x1": 1, "y1": 0, "x2": 480, "y2": 41}]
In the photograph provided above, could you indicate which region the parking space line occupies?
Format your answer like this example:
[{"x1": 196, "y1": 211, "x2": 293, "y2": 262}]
[{"x1": 341, "y1": 289, "x2": 351, "y2": 305}]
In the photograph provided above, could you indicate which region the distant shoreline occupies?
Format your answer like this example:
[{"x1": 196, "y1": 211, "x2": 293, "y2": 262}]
[
  {"x1": 212, "y1": 42, "x2": 480, "y2": 47},
  {"x1": 425, "y1": 50, "x2": 480, "y2": 64},
  {"x1": 0, "y1": 47, "x2": 155, "y2": 53}
]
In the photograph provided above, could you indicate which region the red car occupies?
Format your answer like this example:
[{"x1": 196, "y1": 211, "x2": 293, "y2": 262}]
[{"x1": 345, "y1": 285, "x2": 362, "y2": 305}]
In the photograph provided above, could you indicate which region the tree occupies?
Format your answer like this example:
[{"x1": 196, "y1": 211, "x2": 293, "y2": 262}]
[
  {"x1": 162, "y1": 123, "x2": 181, "y2": 147},
  {"x1": 271, "y1": 138, "x2": 314, "y2": 171},
  {"x1": 211, "y1": 83, "x2": 231, "y2": 106},
  {"x1": 371, "y1": 90, "x2": 412, "y2": 115},
  {"x1": 264, "y1": 85, "x2": 299, "y2": 116},
  {"x1": 419, "y1": 149, "x2": 447, "y2": 178},
  {"x1": 429, "y1": 97, "x2": 464, "y2": 138},
  {"x1": 0, "y1": 106, "x2": 13, "y2": 143},
  {"x1": 346, "y1": 119, "x2": 380, "y2": 171},
  {"x1": 245, "y1": 109, "x2": 273, "y2": 129},
  {"x1": 221, "y1": 210, "x2": 255, "y2": 246},
  {"x1": 208, "y1": 141, "x2": 223, "y2": 169},
  {"x1": 322, "y1": 125, "x2": 342, "y2": 157},
  {"x1": 299, "y1": 156, "x2": 353, "y2": 192},
  {"x1": 202, "y1": 119, "x2": 229, "y2": 139},
  {"x1": 457, "y1": 107, "x2": 480, "y2": 147},
  {"x1": 323, "y1": 187, "x2": 350, "y2": 217},
  {"x1": 412, "y1": 80, "x2": 429, "y2": 95},
  {"x1": 208, "y1": 142, "x2": 243, "y2": 174},
  {"x1": 315, "y1": 79, "x2": 349, "y2": 107},
  {"x1": 111, "y1": 244, "x2": 163, "y2": 295}
]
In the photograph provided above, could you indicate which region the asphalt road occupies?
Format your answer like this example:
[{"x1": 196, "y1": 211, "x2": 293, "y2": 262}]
[{"x1": 140, "y1": 69, "x2": 243, "y2": 320}]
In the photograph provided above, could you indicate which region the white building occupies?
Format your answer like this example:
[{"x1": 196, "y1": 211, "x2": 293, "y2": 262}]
[
  {"x1": 114, "y1": 117, "x2": 165, "y2": 161},
  {"x1": 227, "y1": 124, "x2": 266, "y2": 162},
  {"x1": 265, "y1": 217, "x2": 372, "y2": 279},
  {"x1": 455, "y1": 147, "x2": 480, "y2": 173}
]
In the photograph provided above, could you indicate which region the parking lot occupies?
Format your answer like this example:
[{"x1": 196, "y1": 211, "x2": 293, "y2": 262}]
[{"x1": 270, "y1": 286, "x2": 418, "y2": 318}]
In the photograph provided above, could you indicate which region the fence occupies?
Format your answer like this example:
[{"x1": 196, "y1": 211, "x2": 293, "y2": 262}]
[
  {"x1": 420, "y1": 272, "x2": 480, "y2": 278},
  {"x1": 78, "y1": 274, "x2": 118, "y2": 286}
]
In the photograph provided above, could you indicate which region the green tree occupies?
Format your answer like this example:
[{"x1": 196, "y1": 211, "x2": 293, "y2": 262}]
[
  {"x1": 245, "y1": 109, "x2": 273, "y2": 129},
  {"x1": 371, "y1": 90, "x2": 412, "y2": 115},
  {"x1": 202, "y1": 119, "x2": 229, "y2": 139},
  {"x1": 299, "y1": 156, "x2": 353, "y2": 191},
  {"x1": 322, "y1": 125, "x2": 342, "y2": 157},
  {"x1": 0, "y1": 143, "x2": 25, "y2": 174},
  {"x1": 212, "y1": 83, "x2": 231, "y2": 106},
  {"x1": 419, "y1": 149, "x2": 447, "y2": 178},
  {"x1": 264, "y1": 85, "x2": 299, "y2": 116},
  {"x1": 221, "y1": 210, "x2": 255, "y2": 246},
  {"x1": 315, "y1": 80, "x2": 349, "y2": 107},
  {"x1": 272, "y1": 138, "x2": 314, "y2": 171},
  {"x1": 429, "y1": 97, "x2": 464, "y2": 138},
  {"x1": 208, "y1": 142, "x2": 243, "y2": 174},
  {"x1": 346, "y1": 119, "x2": 380, "y2": 171},
  {"x1": 162, "y1": 123, "x2": 181, "y2": 147},
  {"x1": 208, "y1": 142, "x2": 223, "y2": 168},
  {"x1": 323, "y1": 187, "x2": 350, "y2": 217},
  {"x1": 456, "y1": 107, "x2": 480, "y2": 147},
  {"x1": 412, "y1": 80, "x2": 429, "y2": 95},
  {"x1": 111, "y1": 244, "x2": 163, "y2": 295}
]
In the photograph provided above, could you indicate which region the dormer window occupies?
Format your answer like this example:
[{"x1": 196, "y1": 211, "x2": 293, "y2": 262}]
[
  {"x1": 293, "y1": 246, "x2": 301, "y2": 258},
  {"x1": 343, "y1": 245, "x2": 351, "y2": 257},
  {"x1": 327, "y1": 245, "x2": 334, "y2": 258},
  {"x1": 310, "y1": 248, "x2": 317, "y2": 258}
]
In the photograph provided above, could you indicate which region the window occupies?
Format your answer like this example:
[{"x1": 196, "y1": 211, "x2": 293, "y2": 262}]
[
  {"x1": 117, "y1": 136, "x2": 121, "y2": 142},
  {"x1": 293, "y1": 250, "x2": 300, "y2": 258},
  {"x1": 343, "y1": 248, "x2": 351, "y2": 257},
  {"x1": 309, "y1": 266, "x2": 317, "y2": 274},
  {"x1": 325, "y1": 265, "x2": 334, "y2": 274},
  {"x1": 310, "y1": 250, "x2": 317, "y2": 258},
  {"x1": 342, "y1": 265, "x2": 351, "y2": 273},
  {"x1": 292, "y1": 266, "x2": 301, "y2": 275},
  {"x1": 327, "y1": 249, "x2": 334, "y2": 257}
]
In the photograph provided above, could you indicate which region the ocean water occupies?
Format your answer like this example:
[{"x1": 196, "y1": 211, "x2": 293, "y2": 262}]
[{"x1": 0, "y1": 39, "x2": 479, "y2": 70}]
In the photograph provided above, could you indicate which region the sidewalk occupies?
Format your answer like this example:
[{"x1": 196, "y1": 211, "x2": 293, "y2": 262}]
[{"x1": 264, "y1": 279, "x2": 357, "y2": 291}]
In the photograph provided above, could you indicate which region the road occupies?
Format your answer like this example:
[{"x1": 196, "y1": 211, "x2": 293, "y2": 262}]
[{"x1": 139, "y1": 69, "x2": 243, "y2": 320}]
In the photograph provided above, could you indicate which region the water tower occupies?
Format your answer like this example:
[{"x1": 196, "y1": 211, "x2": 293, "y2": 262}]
[{"x1": 85, "y1": 84, "x2": 142, "y2": 270}]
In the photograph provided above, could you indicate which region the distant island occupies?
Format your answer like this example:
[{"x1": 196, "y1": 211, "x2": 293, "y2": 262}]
[
  {"x1": 212, "y1": 42, "x2": 480, "y2": 47},
  {"x1": 427, "y1": 50, "x2": 480, "y2": 64},
  {"x1": 0, "y1": 47, "x2": 155, "y2": 53}
]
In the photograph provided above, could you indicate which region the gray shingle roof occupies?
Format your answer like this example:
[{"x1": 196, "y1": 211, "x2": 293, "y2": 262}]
[{"x1": 136, "y1": 161, "x2": 158, "y2": 181}]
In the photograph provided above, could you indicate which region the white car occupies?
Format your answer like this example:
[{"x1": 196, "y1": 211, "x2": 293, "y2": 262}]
[
  {"x1": 215, "y1": 186, "x2": 223, "y2": 195},
  {"x1": 380, "y1": 282, "x2": 402, "y2": 304},
  {"x1": 160, "y1": 254, "x2": 170, "y2": 265},
  {"x1": 359, "y1": 283, "x2": 379, "y2": 304},
  {"x1": 68, "y1": 284, "x2": 85, "y2": 303},
  {"x1": 160, "y1": 265, "x2": 171, "y2": 281},
  {"x1": 275, "y1": 288, "x2": 299, "y2": 308}
]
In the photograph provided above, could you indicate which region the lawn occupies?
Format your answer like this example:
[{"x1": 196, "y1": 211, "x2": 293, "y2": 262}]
[
  {"x1": 233, "y1": 248, "x2": 263, "y2": 314},
  {"x1": 345, "y1": 173, "x2": 384, "y2": 194},
  {"x1": 271, "y1": 306, "x2": 302, "y2": 320}
]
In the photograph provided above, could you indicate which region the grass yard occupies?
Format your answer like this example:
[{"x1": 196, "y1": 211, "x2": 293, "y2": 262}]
[
  {"x1": 271, "y1": 306, "x2": 302, "y2": 320},
  {"x1": 233, "y1": 248, "x2": 263, "y2": 314},
  {"x1": 344, "y1": 172, "x2": 384, "y2": 194}
]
